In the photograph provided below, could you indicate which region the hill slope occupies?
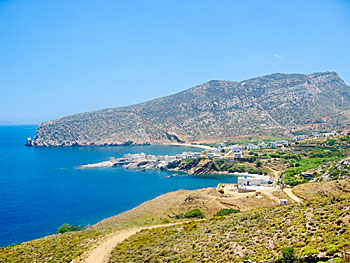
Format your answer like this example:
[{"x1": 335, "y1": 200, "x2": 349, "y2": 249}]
[
  {"x1": 33, "y1": 72, "x2": 350, "y2": 146},
  {"x1": 109, "y1": 194, "x2": 350, "y2": 262}
]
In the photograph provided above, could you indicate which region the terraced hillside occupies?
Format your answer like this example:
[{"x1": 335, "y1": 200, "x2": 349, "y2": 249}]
[{"x1": 32, "y1": 72, "x2": 350, "y2": 146}]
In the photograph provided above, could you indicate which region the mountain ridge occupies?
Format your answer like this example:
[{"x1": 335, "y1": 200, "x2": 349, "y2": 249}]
[{"x1": 32, "y1": 71, "x2": 350, "y2": 146}]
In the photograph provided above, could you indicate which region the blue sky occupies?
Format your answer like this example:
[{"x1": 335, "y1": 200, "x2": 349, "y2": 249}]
[{"x1": 0, "y1": 0, "x2": 349, "y2": 124}]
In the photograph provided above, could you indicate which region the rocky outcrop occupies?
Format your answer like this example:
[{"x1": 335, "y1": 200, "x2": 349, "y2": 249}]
[
  {"x1": 321, "y1": 157, "x2": 350, "y2": 181},
  {"x1": 165, "y1": 159, "x2": 224, "y2": 175},
  {"x1": 32, "y1": 72, "x2": 350, "y2": 146}
]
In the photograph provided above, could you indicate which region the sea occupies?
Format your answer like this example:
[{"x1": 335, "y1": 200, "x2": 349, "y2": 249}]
[{"x1": 0, "y1": 125, "x2": 239, "y2": 246}]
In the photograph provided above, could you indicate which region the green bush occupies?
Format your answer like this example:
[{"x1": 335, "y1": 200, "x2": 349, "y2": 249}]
[
  {"x1": 57, "y1": 224, "x2": 82, "y2": 234},
  {"x1": 278, "y1": 247, "x2": 299, "y2": 262},
  {"x1": 184, "y1": 209, "x2": 205, "y2": 219},
  {"x1": 214, "y1": 209, "x2": 240, "y2": 217},
  {"x1": 175, "y1": 213, "x2": 184, "y2": 219},
  {"x1": 256, "y1": 160, "x2": 262, "y2": 167}
]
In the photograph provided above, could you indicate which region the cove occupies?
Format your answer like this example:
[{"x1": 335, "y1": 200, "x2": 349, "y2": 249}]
[{"x1": 0, "y1": 125, "x2": 238, "y2": 246}]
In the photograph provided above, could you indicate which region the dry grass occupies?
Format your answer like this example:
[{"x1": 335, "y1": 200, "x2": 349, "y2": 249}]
[{"x1": 293, "y1": 179, "x2": 350, "y2": 201}]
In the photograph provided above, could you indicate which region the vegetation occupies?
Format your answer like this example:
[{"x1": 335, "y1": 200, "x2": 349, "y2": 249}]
[
  {"x1": 109, "y1": 193, "x2": 350, "y2": 262},
  {"x1": 183, "y1": 209, "x2": 205, "y2": 219},
  {"x1": 282, "y1": 142, "x2": 344, "y2": 186},
  {"x1": 214, "y1": 208, "x2": 240, "y2": 217},
  {"x1": 0, "y1": 228, "x2": 109, "y2": 263},
  {"x1": 277, "y1": 247, "x2": 299, "y2": 263},
  {"x1": 57, "y1": 224, "x2": 82, "y2": 234}
]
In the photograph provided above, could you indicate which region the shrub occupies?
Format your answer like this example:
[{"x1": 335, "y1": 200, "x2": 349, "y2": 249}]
[
  {"x1": 57, "y1": 224, "x2": 82, "y2": 234},
  {"x1": 184, "y1": 209, "x2": 205, "y2": 219},
  {"x1": 256, "y1": 160, "x2": 262, "y2": 167},
  {"x1": 214, "y1": 209, "x2": 240, "y2": 217},
  {"x1": 175, "y1": 213, "x2": 184, "y2": 219},
  {"x1": 278, "y1": 247, "x2": 299, "y2": 263},
  {"x1": 238, "y1": 166, "x2": 246, "y2": 173}
]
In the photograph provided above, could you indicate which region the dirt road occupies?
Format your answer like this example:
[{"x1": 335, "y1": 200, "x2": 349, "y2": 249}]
[
  {"x1": 81, "y1": 223, "x2": 181, "y2": 263},
  {"x1": 283, "y1": 188, "x2": 302, "y2": 203}
]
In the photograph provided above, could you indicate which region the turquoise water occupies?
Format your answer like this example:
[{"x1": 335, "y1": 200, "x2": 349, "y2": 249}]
[{"x1": 0, "y1": 125, "x2": 238, "y2": 246}]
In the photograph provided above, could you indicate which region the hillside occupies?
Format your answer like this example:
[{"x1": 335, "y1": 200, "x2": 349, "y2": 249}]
[
  {"x1": 32, "y1": 72, "x2": 350, "y2": 146},
  {"x1": 1, "y1": 179, "x2": 349, "y2": 262},
  {"x1": 109, "y1": 191, "x2": 350, "y2": 262}
]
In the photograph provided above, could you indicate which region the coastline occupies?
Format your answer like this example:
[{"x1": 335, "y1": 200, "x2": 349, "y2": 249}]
[{"x1": 161, "y1": 143, "x2": 215, "y2": 150}]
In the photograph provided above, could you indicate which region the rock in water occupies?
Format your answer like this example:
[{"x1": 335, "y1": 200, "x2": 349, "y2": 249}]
[{"x1": 24, "y1": 137, "x2": 32, "y2": 147}]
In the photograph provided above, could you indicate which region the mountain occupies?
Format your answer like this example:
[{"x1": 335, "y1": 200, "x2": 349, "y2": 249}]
[{"x1": 32, "y1": 72, "x2": 350, "y2": 146}]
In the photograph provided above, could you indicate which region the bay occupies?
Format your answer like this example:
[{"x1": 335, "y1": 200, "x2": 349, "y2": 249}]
[{"x1": 0, "y1": 125, "x2": 238, "y2": 246}]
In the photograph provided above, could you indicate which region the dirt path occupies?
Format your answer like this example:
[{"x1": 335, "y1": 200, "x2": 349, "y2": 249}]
[
  {"x1": 283, "y1": 188, "x2": 302, "y2": 203},
  {"x1": 81, "y1": 223, "x2": 182, "y2": 263}
]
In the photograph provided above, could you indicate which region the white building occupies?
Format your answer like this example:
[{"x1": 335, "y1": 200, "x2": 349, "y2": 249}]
[
  {"x1": 233, "y1": 146, "x2": 243, "y2": 158},
  {"x1": 280, "y1": 199, "x2": 289, "y2": 205},
  {"x1": 279, "y1": 140, "x2": 289, "y2": 145},
  {"x1": 247, "y1": 144, "x2": 258, "y2": 150},
  {"x1": 176, "y1": 154, "x2": 186, "y2": 160},
  {"x1": 165, "y1": 155, "x2": 176, "y2": 162},
  {"x1": 293, "y1": 135, "x2": 307, "y2": 141},
  {"x1": 192, "y1": 152, "x2": 202, "y2": 158},
  {"x1": 208, "y1": 152, "x2": 222, "y2": 158},
  {"x1": 130, "y1": 153, "x2": 146, "y2": 161},
  {"x1": 237, "y1": 177, "x2": 262, "y2": 186}
]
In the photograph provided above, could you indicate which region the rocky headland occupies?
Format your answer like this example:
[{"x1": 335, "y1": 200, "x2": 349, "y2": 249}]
[
  {"x1": 28, "y1": 72, "x2": 350, "y2": 147},
  {"x1": 76, "y1": 153, "x2": 271, "y2": 184}
]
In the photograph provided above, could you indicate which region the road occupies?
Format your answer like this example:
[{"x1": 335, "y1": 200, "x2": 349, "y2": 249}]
[
  {"x1": 80, "y1": 223, "x2": 182, "y2": 263},
  {"x1": 283, "y1": 188, "x2": 302, "y2": 203}
]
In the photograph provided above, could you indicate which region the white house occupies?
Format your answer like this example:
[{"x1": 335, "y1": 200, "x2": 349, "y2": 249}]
[
  {"x1": 279, "y1": 140, "x2": 289, "y2": 146},
  {"x1": 192, "y1": 152, "x2": 202, "y2": 158},
  {"x1": 130, "y1": 153, "x2": 146, "y2": 161},
  {"x1": 211, "y1": 148, "x2": 220, "y2": 153},
  {"x1": 208, "y1": 152, "x2": 222, "y2": 158},
  {"x1": 237, "y1": 177, "x2": 262, "y2": 186},
  {"x1": 165, "y1": 155, "x2": 176, "y2": 162},
  {"x1": 176, "y1": 154, "x2": 186, "y2": 160},
  {"x1": 293, "y1": 135, "x2": 307, "y2": 141},
  {"x1": 280, "y1": 199, "x2": 289, "y2": 205},
  {"x1": 146, "y1": 155, "x2": 157, "y2": 161},
  {"x1": 247, "y1": 144, "x2": 258, "y2": 150},
  {"x1": 233, "y1": 146, "x2": 243, "y2": 158}
]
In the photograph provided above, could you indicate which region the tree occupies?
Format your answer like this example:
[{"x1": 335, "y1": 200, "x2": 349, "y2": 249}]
[
  {"x1": 184, "y1": 209, "x2": 205, "y2": 219},
  {"x1": 57, "y1": 224, "x2": 82, "y2": 234},
  {"x1": 278, "y1": 247, "x2": 299, "y2": 263},
  {"x1": 256, "y1": 160, "x2": 262, "y2": 167}
]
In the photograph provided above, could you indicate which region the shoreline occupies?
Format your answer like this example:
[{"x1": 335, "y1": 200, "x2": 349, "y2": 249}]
[
  {"x1": 161, "y1": 143, "x2": 215, "y2": 150},
  {"x1": 76, "y1": 159, "x2": 271, "y2": 182}
]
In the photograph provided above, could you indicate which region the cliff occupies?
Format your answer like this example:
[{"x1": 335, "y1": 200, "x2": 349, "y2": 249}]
[{"x1": 32, "y1": 72, "x2": 350, "y2": 146}]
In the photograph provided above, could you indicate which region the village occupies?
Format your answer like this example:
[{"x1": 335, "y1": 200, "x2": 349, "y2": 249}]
[{"x1": 76, "y1": 129, "x2": 350, "y2": 205}]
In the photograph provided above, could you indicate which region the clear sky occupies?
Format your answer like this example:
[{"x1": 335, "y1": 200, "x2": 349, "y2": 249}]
[{"x1": 0, "y1": 0, "x2": 349, "y2": 124}]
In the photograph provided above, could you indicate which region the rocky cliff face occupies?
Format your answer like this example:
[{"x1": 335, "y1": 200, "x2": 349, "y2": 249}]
[
  {"x1": 32, "y1": 72, "x2": 350, "y2": 146},
  {"x1": 165, "y1": 159, "x2": 223, "y2": 175}
]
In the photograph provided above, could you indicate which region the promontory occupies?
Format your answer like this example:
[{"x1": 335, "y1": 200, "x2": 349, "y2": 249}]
[{"x1": 30, "y1": 72, "x2": 350, "y2": 147}]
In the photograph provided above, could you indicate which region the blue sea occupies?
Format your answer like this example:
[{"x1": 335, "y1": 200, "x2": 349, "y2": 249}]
[{"x1": 0, "y1": 125, "x2": 238, "y2": 246}]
